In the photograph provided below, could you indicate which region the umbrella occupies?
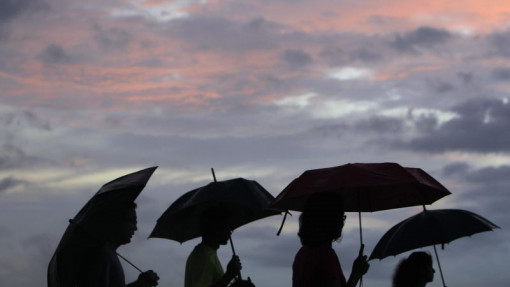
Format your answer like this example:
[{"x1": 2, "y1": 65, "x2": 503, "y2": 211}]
[
  {"x1": 149, "y1": 175, "x2": 280, "y2": 244},
  {"x1": 149, "y1": 169, "x2": 281, "y2": 280},
  {"x1": 369, "y1": 208, "x2": 500, "y2": 287},
  {"x1": 270, "y1": 162, "x2": 451, "y2": 242},
  {"x1": 48, "y1": 166, "x2": 158, "y2": 287}
]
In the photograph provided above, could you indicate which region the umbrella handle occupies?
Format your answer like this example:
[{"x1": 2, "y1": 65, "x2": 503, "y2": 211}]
[{"x1": 229, "y1": 234, "x2": 243, "y2": 280}]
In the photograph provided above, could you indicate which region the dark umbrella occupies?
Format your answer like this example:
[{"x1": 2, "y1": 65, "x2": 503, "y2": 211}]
[
  {"x1": 149, "y1": 169, "x2": 281, "y2": 278},
  {"x1": 369, "y1": 208, "x2": 500, "y2": 287},
  {"x1": 48, "y1": 166, "x2": 158, "y2": 287},
  {"x1": 271, "y1": 162, "x2": 451, "y2": 242}
]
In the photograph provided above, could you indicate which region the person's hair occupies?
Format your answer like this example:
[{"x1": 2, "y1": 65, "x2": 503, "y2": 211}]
[
  {"x1": 200, "y1": 207, "x2": 231, "y2": 238},
  {"x1": 392, "y1": 252, "x2": 433, "y2": 287},
  {"x1": 297, "y1": 192, "x2": 345, "y2": 246}
]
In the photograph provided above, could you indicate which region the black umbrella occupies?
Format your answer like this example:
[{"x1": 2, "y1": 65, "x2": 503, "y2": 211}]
[
  {"x1": 149, "y1": 171, "x2": 280, "y2": 243},
  {"x1": 369, "y1": 208, "x2": 500, "y2": 287},
  {"x1": 149, "y1": 169, "x2": 281, "y2": 279},
  {"x1": 48, "y1": 166, "x2": 158, "y2": 287}
]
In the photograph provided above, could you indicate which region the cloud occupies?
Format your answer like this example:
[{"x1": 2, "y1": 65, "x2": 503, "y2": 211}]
[
  {"x1": 93, "y1": 25, "x2": 132, "y2": 51},
  {"x1": 491, "y1": 68, "x2": 510, "y2": 81},
  {"x1": 0, "y1": 0, "x2": 48, "y2": 40},
  {"x1": 319, "y1": 47, "x2": 382, "y2": 66},
  {"x1": 168, "y1": 16, "x2": 282, "y2": 52},
  {"x1": 353, "y1": 116, "x2": 405, "y2": 134},
  {"x1": 0, "y1": 0, "x2": 47, "y2": 24},
  {"x1": 390, "y1": 26, "x2": 453, "y2": 54},
  {"x1": 457, "y1": 72, "x2": 475, "y2": 85},
  {"x1": 37, "y1": 44, "x2": 74, "y2": 65},
  {"x1": 396, "y1": 98, "x2": 510, "y2": 153},
  {"x1": 441, "y1": 162, "x2": 471, "y2": 177},
  {"x1": 488, "y1": 29, "x2": 510, "y2": 58},
  {"x1": 0, "y1": 176, "x2": 28, "y2": 193},
  {"x1": 0, "y1": 143, "x2": 54, "y2": 170},
  {"x1": 0, "y1": 109, "x2": 52, "y2": 131},
  {"x1": 281, "y1": 49, "x2": 313, "y2": 68},
  {"x1": 440, "y1": 164, "x2": 510, "y2": 228}
]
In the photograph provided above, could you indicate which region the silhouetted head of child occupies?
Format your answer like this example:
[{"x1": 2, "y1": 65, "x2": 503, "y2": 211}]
[
  {"x1": 200, "y1": 207, "x2": 232, "y2": 247},
  {"x1": 392, "y1": 251, "x2": 435, "y2": 287}
]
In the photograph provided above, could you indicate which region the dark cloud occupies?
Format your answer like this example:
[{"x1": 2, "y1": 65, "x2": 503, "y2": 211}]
[
  {"x1": 391, "y1": 27, "x2": 453, "y2": 54},
  {"x1": 281, "y1": 49, "x2": 313, "y2": 68},
  {"x1": 0, "y1": 109, "x2": 52, "y2": 130},
  {"x1": 0, "y1": 176, "x2": 28, "y2": 193},
  {"x1": 457, "y1": 72, "x2": 475, "y2": 85},
  {"x1": 442, "y1": 162, "x2": 471, "y2": 177},
  {"x1": 0, "y1": 0, "x2": 48, "y2": 40},
  {"x1": 465, "y1": 165, "x2": 510, "y2": 184},
  {"x1": 0, "y1": 0, "x2": 47, "y2": 24},
  {"x1": 319, "y1": 47, "x2": 382, "y2": 66},
  {"x1": 354, "y1": 116, "x2": 405, "y2": 133},
  {"x1": 319, "y1": 48, "x2": 383, "y2": 67},
  {"x1": 411, "y1": 112, "x2": 439, "y2": 133},
  {"x1": 397, "y1": 98, "x2": 510, "y2": 153},
  {"x1": 308, "y1": 123, "x2": 348, "y2": 138},
  {"x1": 491, "y1": 68, "x2": 510, "y2": 81},
  {"x1": 93, "y1": 25, "x2": 132, "y2": 51},
  {"x1": 432, "y1": 81, "x2": 455, "y2": 94},
  {"x1": 442, "y1": 165, "x2": 510, "y2": 227},
  {"x1": 0, "y1": 143, "x2": 54, "y2": 170},
  {"x1": 37, "y1": 44, "x2": 73, "y2": 65},
  {"x1": 489, "y1": 30, "x2": 510, "y2": 58}
]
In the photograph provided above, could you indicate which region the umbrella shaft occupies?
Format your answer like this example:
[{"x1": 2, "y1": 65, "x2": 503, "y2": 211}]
[{"x1": 433, "y1": 245, "x2": 447, "y2": 287}]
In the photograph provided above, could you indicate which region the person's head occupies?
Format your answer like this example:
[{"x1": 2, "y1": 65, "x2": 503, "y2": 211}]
[
  {"x1": 103, "y1": 202, "x2": 138, "y2": 248},
  {"x1": 298, "y1": 192, "x2": 345, "y2": 246},
  {"x1": 392, "y1": 252, "x2": 435, "y2": 287},
  {"x1": 200, "y1": 207, "x2": 232, "y2": 247}
]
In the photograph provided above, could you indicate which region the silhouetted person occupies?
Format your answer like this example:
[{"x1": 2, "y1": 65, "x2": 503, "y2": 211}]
[
  {"x1": 293, "y1": 192, "x2": 370, "y2": 287},
  {"x1": 392, "y1": 252, "x2": 435, "y2": 287},
  {"x1": 78, "y1": 203, "x2": 160, "y2": 287},
  {"x1": 185, "y1": 207, "x2": 242, "y2": 287}
]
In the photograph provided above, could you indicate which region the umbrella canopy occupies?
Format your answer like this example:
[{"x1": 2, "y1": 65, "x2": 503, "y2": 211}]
[
  {"x1": 48, "y1": 166, "x2": 158, "y2": 287},
  {"x1": 149, "y1": 177, "x2": 280, "y2": 243},
  {"x1": 369, "y1": 209, "x2": 500, "y2": 261},
  {"x1": 271, "y1": 162, "x2": 451, "y2": 212}
]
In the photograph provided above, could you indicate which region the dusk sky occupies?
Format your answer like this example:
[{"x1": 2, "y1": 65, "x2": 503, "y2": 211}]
[{"x1": 1, "y1": 0, "x2": 509, "y2": 286}]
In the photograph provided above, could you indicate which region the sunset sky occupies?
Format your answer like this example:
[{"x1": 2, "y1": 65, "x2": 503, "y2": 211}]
[{"x1": 1, "y1": 0, "x2": 509, "y2": 286}]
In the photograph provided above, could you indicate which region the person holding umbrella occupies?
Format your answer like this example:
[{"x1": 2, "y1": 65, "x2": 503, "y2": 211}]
[
  {"x1": 185, "y1": 207, "x2": 243, "y2": 287},
  {"x1": 293, "y1": 192, "x2": 369, "y2": 287},
  {"x1": 392, "y1": 252, "x2": 435, "y2": 287},
  {"x1": 48, "y1": 167, "x2": 161, "y2": 287},
  {"x1": 78, "y1": 202, "x2": 160, "y2": 287}
]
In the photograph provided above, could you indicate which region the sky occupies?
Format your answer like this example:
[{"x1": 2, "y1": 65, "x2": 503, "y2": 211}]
[{"x1": 0, "y1": 0, "x2": 509, "y2": 286}]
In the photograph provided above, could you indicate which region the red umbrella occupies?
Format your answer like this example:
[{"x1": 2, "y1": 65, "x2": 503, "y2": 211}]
[{"x1": 271, "y1": 162, "x2": 451, "y2": 242}]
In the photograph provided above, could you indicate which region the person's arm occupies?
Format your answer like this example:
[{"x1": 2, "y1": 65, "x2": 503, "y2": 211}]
[
  {"x1": 208, "y1": 256, "x2": 242, "y2": 287},
  {"x1": 346, "y1": 244, "x2": 370, "y2": 287},
  {"x1": 126, "y1": 270, "x2": 160, "y2": 287}
]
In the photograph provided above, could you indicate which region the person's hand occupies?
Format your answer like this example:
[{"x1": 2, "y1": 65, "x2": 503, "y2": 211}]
[
  {"x1": 352, "y1": 244, "x2": 370, "y2": 277},
  {"x1": 226, "y1": 255, "x2": 242, "y2": 278},
  {"x1": 137, "y1": 270, "x2": 160, "y2": 287}
]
